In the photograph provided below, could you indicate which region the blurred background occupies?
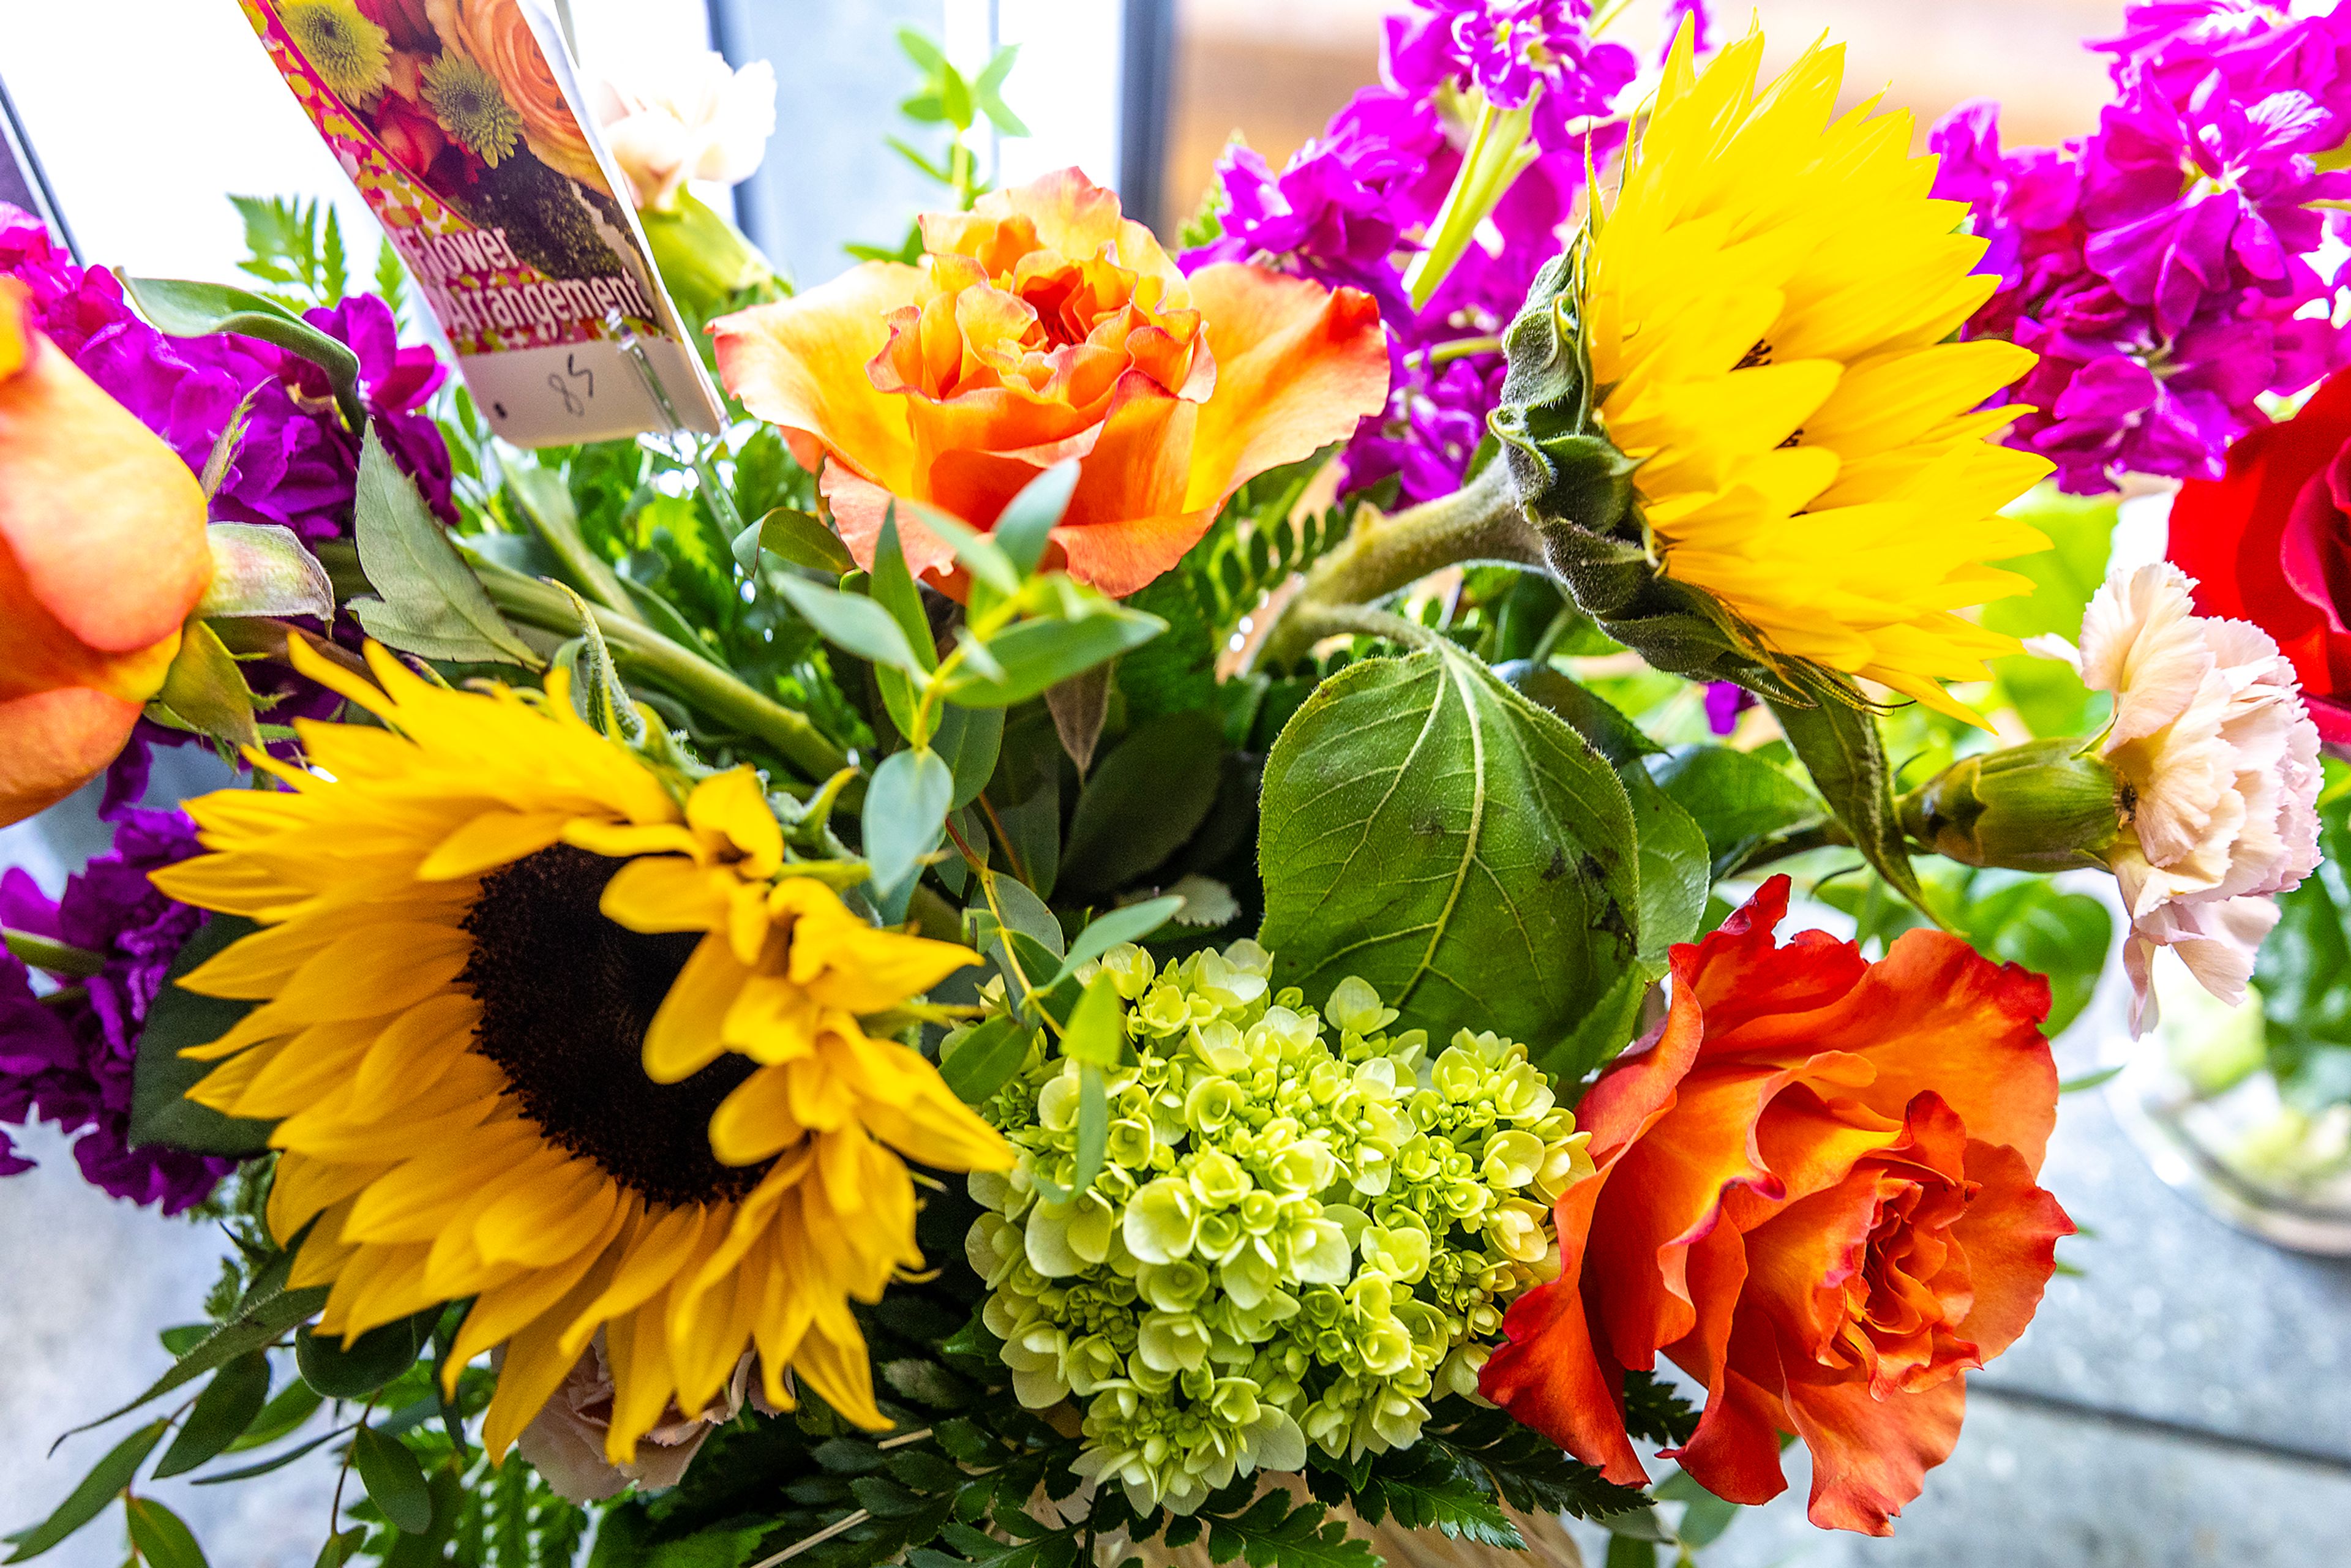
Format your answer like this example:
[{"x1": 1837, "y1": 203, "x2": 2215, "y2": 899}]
[{"x1": 9, "y1": 0, "x2": 2351, "y2": 1564}]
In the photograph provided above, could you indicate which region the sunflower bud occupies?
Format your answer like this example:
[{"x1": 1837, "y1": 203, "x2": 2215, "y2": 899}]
[{"x1": 1897, "y1": 739, "x2": 2121, "y2": 873}]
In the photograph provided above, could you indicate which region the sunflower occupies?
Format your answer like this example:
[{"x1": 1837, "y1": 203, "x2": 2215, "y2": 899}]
[
  {"x1": 1583, "y1": 22, "x2": 2054, "y2": 718},
  {"x1": 151, "y1": 641, "x2": 1010, "y2": 1465}
]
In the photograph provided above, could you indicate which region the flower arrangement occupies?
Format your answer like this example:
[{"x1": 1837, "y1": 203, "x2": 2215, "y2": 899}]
[{"x1": 3, "y1": 1, "x2": 2349, "y2": 1566}]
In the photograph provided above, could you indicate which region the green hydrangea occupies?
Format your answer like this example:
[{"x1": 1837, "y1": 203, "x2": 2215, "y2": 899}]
[{"x1": 965, "y1": 940, "x2": 1593, "y2": 1514}]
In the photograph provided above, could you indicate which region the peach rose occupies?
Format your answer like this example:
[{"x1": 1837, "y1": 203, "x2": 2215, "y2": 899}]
[
  {"x1": 713, "y1": 168, "x2": 1388, "y2": 599},
  {"x1": 1481, "y1": 877, "x2": 2072, "y2": 1535},
  {"x1": 426, "y1": 0, "x2": 609, "y2": 191},
  {"x1": 0, "y1": 281, "x2": 211, "y2": 825}
]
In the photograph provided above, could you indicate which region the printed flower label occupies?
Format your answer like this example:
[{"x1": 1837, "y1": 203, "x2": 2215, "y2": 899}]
[{"x1": 238, "y1": 0, "x2": 724, "y2": 446}]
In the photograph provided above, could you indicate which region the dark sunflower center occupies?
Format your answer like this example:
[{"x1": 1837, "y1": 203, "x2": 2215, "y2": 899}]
[{"x1": 460, "y1": 844, "x2": 767, "y2": 1208}]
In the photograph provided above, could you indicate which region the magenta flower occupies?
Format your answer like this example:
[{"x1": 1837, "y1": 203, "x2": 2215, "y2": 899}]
[{"x1": 0, "y1": 812, "x2": 236, "y2": 1214}]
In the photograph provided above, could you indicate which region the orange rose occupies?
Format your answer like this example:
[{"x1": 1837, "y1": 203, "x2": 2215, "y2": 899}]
[
  {"x1": 1481, "y1": 877, "x2": 2071, "y2": 1535},
  {"x1": 427, "y1": 0, "x2": 609, "y2": 190},
  {"x1": 0, "y1": 280, "x2": 212, "y2": 825},
  {"x1": 713, "y1": 168, "x2": 1388, "y2": 599}
]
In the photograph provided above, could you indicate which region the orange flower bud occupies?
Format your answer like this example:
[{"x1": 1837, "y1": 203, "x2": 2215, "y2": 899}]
[
  {"x1": 713, "y1": 168, "x2": 1389, "y2": 599},
  {"x1": 0, "y1": 280, "x2": 212, "y2": 824}
]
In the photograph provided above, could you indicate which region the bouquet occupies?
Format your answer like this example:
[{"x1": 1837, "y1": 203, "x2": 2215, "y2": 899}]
[{"x1": 1, "y1": 2, "x2": 2345, "y2": 1564}]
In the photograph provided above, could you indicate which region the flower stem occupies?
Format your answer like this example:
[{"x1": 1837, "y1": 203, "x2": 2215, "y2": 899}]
[
  {"x1": 4, "y1": 929, "x2": 106, "y2": 978},
  {"x1": 1404, "y1": 94, "x2": 1540, "y2": 310},
  {"x1": 475, "y1": 561, "x2": 855, "y2": 785},
  {"x1": 1258, "y1": 460, "x2": 1539, "y2": 667}
]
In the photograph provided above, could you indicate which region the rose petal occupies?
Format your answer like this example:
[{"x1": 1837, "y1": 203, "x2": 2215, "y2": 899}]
[
  {"x1": 714, "y1": 263, "x2": 923, "y2": 492},
  {"x1": 1948, "y1": 1139, "x2": 2073, "y2": 1362},
  {"x1": 1782, "y1": 1365, "x2": 1967, "y2": 1535}
]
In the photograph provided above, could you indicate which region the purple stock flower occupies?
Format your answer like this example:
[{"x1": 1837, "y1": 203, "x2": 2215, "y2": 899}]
[
  {"x1": 1929, "y1": 1, "x2": 2351, "y2": 495},
  {"x1": 0, "y1": 811, "x2": 235, "y2": 1213},
  {"x1": 1185, "y1": 0, "x2": 1640, "y2": 503},
  {"x1": 1704, "y1": 681, "x2": 1755, "y2": 736}
]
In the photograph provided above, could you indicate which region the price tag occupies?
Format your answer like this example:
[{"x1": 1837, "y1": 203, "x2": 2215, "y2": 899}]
[{"x1": 238, "y1": 0, "x2": 726, "y2": 447}]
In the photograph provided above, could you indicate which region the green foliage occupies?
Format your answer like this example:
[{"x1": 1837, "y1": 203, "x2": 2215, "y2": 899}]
[
  {"x1": 1979, "y1": 489, "x2": 2117, "y2": 740},
  {"x1": 1618, "y1": 1371, "x2": 1701, "y2": 1449},
  {"x1": 1257, "y1": 645, "x2": 1648, "y2": 1076},
  {"x1": 850, "y1": 29, "x2": 1030, "y2": 261},
  {"x1": 2255, "y1": 760, "x2": 2351, "y2": 1106},
  {"x1": 130, "y1": 913, "x2": 275, "y2": 1157},
  {"x1": 230, "y1": 194, "x2": 352, "y2": 309}
]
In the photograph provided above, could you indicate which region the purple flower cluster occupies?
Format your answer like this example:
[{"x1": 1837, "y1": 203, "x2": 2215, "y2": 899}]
[
  {"x1": 1931, "y1": 2, "x2": 2351, "y2": 494},
  {"x1": 0, "y1": 205, "x2": 454, "y2": 537},
  {"x1": 0, "y1": 204, "x2": 459, "y2": 812},
  {"x1": 1185, "y1": 1, "x2": 1663, "y2": 504},
  {"x1": 0, "y1": 812, "x2": 235, "y2": 1213}
]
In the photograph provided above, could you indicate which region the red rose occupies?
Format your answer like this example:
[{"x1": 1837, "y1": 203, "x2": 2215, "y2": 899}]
[
  {"x1": 371, "y1": 94, "x2": 448, "y2": 184},
  {"x1": 1480, "y1": 878, "x2": 2071, "y2": 1534},
  {"x1": 354, "y1": 0, "x2": 437, "y2": 54},
  {"x1": 2170, "y1": 366, "x2": 2351, "y2": 743}
]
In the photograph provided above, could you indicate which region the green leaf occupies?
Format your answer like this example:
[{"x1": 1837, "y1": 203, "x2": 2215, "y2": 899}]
[
  {"x1": 3, "y1": 1421, "x2": 169, "y2": 1561},
  {"x1": 1647, "y1": 745, "x2": 1829, "y2": 879},
  {"x1": 1059, "y1": 712, "x2": 1224, "y2": 899},
  {"x1": 1258, "y1": 648, "x2": 1641, "y2": 1076},
  {"x1": 992, "y1": 463, "x2": 1078, "y2": 577},
  {"x1": 1044, "y1": 897, "x2": 1186, "y2": 990},
  {"x1": 312, "y1": 1528, "x2": 366, "y2": 1568},
  {"x1": 129, "y1": 914, "x2": 276, "y2": 1157},
  {"x1": 1618, "y1": 764, "x2": 1709, "y2": 975},
  {"x1": 350, "y1": 429, "x2": 538, "y2": 667},
  {"x1": 553, "y1": 588, "x2": 650, "y2": 748},
  {"x1": 948, "y1": 607, "x2": 1168, "y2": 707},
  {"x1": 153, "y1": 1354, "x2": 271, "y2": 1479},
  {"x1": 123, "y1": 277, "x2": 363, "y2": 432},
  {"x1": 1199, "y1": 1493, "x2": 1377, "y2": 1568},
  {"x1": 894, "y1": 504, "x2": 1020, "y2": 601},
  {"x1": 896, "y1": 24, "x2": 950, "y2": 75},
  {"x1": 865, "y1": 747, "x2": 954, "y2": 902},
  {"x1": 508, "y1": 460, "x2": 633, "y2": 614},
  {"x1": 150, "y1": 619, "x2": 260, "y2": 752},
  {"x1": 938, "y1": 1015, "x2": 1035, "y2": 1105},
  {"x1": 70, "y1": 1274, "x2": 326, "y2": 1439},
  {"x1": 1348, "y1": 1445, "x2": 1519, "y2": 1547},
  {"x1": 124, "y1": 1497, "x2": 211, "y2": 1568},
  {"x1": 228, "y1": 1379, "x2": 323, "y2": 1452},
  {"x1": 774, "y1": 576, "x2": 928, "y2": 675},
  {"x1": 351, "y1": 1426, "x2": 432, "y2": 1534},
  {"x1": 1981, "y1": 488, "x2": 2116, "y2": 739},
  {"x1": 987, "y1": 874, "x2": 1065, "y2": 956},
  {"x1": 934, "y1": 702, "x2": 1005, "y2": 811},
  {"x1": 740, "y1": 508, "x2": 853, "y2": 576},
  {"x1": 1944, "y1": 870, "x2": 2112, "y2": 1037},
  {"x1": 1769, "y1": 685, "x2": 1930, "y2": 917},
  {"x1": 1059, "y1": 974, "x2": 1126, "y2": 1070},
  {"x1": 1496, "y1": 661, "x2": 1661, "y2": 765},
  {"x1": 296, "y1": 1310, "x2": 434, "y2": 1399},
  {"x1": 871, "y1": 512, "x2": 940, "y2": 673},
  {"x1": 198, "y1": 522, "x2": 336, "y2": 621}
]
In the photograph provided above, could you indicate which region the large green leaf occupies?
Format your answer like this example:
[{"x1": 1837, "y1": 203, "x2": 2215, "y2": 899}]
[
  {"x1": 349, "y1": 429, "x2": 538, "y2": 667},
  {"x1": 1258, "y1": 648, "x2": 1641, "y2": 1071},
  {"x1": 124, "y1": 277, "x2": 363, "y2": 432},
  {"x1": 3, "y1": 1422, "x2": 168, "y2": 1561},
  {"x1": 129, "y1": 915, "x2": 276, "y2": 1157}
]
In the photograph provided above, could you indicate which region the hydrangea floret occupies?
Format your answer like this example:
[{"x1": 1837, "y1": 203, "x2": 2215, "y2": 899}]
[{"x1": 962, "y1": 939, "x2": 1592, "y2": 1513}]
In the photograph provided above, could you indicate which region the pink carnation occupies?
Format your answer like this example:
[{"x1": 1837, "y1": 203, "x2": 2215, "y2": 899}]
[{"x1": 2030, "y1": 562, "x2": 2323, "y2": 1032}]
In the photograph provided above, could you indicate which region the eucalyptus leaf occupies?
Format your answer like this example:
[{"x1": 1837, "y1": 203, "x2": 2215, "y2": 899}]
[
  {"x1": 1046, "y1": 897, "x2": 1186, "y2": 990},
  {"x1": 870, "y1": 512, "x2": 939, "y2": 673},
  {"x1": 349, "y1": 429, "x2": 538, "y2": 667},
  {"x1": 129, "y1": 915, "x2": 276, "y2": 1157},
  {"x1": 350, "y1": 1426, "x2": 432, "y2": 1535},
  {"x1": 2, "y1": 1421, "x2": 170, "y2": 1561},
  {"x1": 864, "y1": 747, "x2": 954, "y2": 903},
  {"x1": 1258, "y1": 648, "x2": 1641, "y2": 1076},
  {"x1": 947, "y1": 607, "x2": 1167, "y2": 707},
  {"x1": 933, "y1": 703, "x2": 1005, "y2": 811},
  {"x1": 1060, "y1": 974, "x2": 1127, "y2": 1070},
  {"x1": 153, "y1": 1355, "x2": 271, "y2": 1479},
  {"x1": 988, "y1": 874, "x2": 1064, "y2": 957},
  {"x1": 1070, "y1": 1062, "x2": 1111, "y2": 1196},
  {"x1": 740, "y1": 507, "x2": 854, "y2": 576},
  {"x1": 1060, "y1": 711, "x2": 1224, "y2": 899},
  {"x1": 123, "y1": 1498, "x2": 210, "y2": 1568},
  {"x1": 774, "y1": 577, "x2": 928, "y2": 675},
  {"x1": 938, "y1": 1015, "x2": 1034, "y2": 1106},
  {"x1": 993, "y1": 462, "x2": 1079, "y2": 577}
]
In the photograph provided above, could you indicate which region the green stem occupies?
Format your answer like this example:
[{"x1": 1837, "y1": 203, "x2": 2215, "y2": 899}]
[
  {"x1": 4, "y1": 929, "x2": 106, "y2": 978},
  {"x1": 1404, "y1": 94, "x2": 1540, "y2": 309},
  {"x1": 1258, "y1": 460, "x2": 1539, "y2": 667},
  {"x1": 476, "y1": 561, "x2": 854, "y2": 785},
  {"x1": 1423, "y1": 334, "x2": 1504, "y2": 366}
]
